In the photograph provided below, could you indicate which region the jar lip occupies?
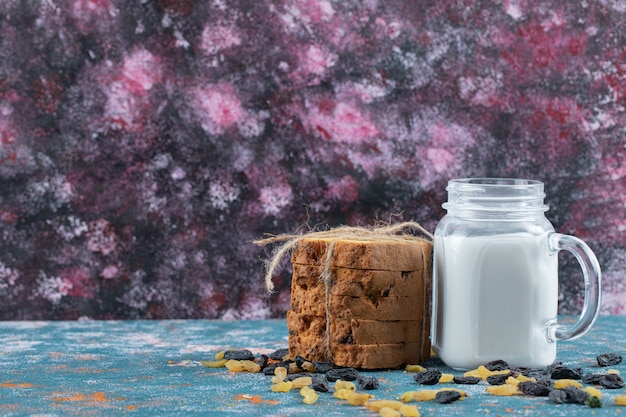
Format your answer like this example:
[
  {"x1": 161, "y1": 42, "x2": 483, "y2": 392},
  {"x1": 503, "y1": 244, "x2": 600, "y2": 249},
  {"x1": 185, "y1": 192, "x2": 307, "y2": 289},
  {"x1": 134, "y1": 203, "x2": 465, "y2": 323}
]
[
  {"x1": 444, "y1": 177, "x2": 548, "y2": 213},
  {"x1": 448, "y1": 178, "x2": 544, "y2": 187}
]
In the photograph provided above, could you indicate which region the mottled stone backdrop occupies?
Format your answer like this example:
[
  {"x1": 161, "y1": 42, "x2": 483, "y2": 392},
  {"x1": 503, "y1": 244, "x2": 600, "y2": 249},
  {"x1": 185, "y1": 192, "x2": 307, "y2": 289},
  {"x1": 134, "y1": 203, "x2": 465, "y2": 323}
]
[{"x1": 0, "y1": 0, "x2": 624, "y2": 320}]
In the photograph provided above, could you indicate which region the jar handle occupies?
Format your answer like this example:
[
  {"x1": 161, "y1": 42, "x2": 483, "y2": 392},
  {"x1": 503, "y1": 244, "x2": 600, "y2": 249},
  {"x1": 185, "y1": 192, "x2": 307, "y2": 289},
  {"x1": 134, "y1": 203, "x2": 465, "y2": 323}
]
[{"x1": 546, "y1": 233, "x2": 602, "y2": 342}]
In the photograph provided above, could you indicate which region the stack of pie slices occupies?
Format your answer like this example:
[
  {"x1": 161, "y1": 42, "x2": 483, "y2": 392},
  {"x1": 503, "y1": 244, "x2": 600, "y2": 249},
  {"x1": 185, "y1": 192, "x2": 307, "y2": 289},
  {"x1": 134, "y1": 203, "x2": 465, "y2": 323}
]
[{"x1": 287, "y1": 236, "x2": 432, "y2": 369}]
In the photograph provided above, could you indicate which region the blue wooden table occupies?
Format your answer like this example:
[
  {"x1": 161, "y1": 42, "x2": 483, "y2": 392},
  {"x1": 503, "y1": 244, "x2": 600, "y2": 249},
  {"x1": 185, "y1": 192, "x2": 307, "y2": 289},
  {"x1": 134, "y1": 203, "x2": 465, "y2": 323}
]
[{"x1": 0, "y1": 317, "x2": 624, "y2": 416}]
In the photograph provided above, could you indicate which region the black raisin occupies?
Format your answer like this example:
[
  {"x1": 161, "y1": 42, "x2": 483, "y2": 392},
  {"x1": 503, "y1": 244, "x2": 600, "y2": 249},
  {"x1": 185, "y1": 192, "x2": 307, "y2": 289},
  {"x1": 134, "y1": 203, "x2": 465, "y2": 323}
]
[
  {"x1": 413, "y1": 368, "x2": 442, "y2": 385},
  {"x1": 548, "y1": 389, "x2": 567, "y2": 404},
  {"x1": 484, "y1": 359, "x2": 510, "y2": 371},
  {"x1": 313, "y1": 361, "x2": 334, "y2": 373},
  {"x1": 269, "y1": 348, "x2": 289, "y2": 361},
  {"x1": 325, "y1": 367, "x2": 359, "y2": 382},
  {"x1": 358, "y1": 376, "x2": 379, "y2": 390},
  {"x1": 453, "y1": 376, "x2": 481, "y2": 385},
  {"x1": 550, "y1": 366, "x2": 582, "y2": 380},
  {"x1": 486, "y1": 373, "x2": 512, "y2": 385},
  {"x1": 223, "y1": 349, "x2": 255, "y2": 361},
  {"x1": 294, "y1": 355, "x2": 308, "y2": 369},
  {"x1": 287, "y1": 373, "x2": 312, "y2": 381},
  {"x1": 597, "y1": 353, "x2": 623, "y2": 367},
  {"x1": 599, "y1": 373, "x2": 625, "y2": 389},
  {"x1": 435, "y1": 390, "x2": 462, "y2": 404},
  {"x1": 274, "y1": 360, "x2": 293, "y2": 370},
  {"x1": 582, "y1": 372, "x2": 603, "y2": 385},
  {"x1": 512, "y1": 366, "x2": 532, "y2": 377},
  {"x1": 258, "y1": 354, "x2": 269, "y2": 369},
  {"x1": 518, "y1": 381, "x2": 552, "y2": 397},
  {"x1": 311, "y1": 374, "x2": 330, "y2": 392},
  {"x1": 562, "y1": 386, "x2": 589, "y2": 404},
  {"x1": 263, "y1": 365, "x2": 277, "y2": 376}
]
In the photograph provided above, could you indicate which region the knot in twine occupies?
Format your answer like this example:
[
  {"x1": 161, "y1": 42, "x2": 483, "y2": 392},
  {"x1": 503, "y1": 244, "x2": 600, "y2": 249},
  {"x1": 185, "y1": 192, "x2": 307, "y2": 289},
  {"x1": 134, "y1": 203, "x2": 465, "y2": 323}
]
[
  {"x1": 254, "y1": 221, "x2": 434, "y2": 294},
  {"x1": 254, "y1": 221, "x2": 433, "y2": 363}
]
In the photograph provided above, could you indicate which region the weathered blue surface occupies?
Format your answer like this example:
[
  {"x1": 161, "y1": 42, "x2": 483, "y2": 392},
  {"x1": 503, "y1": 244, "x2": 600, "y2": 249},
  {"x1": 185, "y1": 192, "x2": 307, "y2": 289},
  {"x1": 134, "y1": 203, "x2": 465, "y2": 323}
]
[{"x1": 0, "y1": 317, "x2": 624, "y2": 416}]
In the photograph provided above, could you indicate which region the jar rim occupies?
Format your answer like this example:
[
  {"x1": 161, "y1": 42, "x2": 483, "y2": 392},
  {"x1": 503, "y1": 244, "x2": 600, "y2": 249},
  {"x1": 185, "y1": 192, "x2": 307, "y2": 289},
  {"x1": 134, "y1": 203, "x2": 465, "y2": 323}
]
[
  {"x1": 448, "y1": 178, "x2": 543, "y2": 187},
  {"x1": 444, "y1": 177, "x2": 548, "y2": 213}
]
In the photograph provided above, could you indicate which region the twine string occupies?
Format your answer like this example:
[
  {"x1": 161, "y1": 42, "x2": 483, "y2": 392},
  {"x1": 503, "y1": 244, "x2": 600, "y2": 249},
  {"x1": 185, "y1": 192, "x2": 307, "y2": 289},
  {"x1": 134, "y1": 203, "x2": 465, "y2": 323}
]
[
  {"x1": 254, "y1": 221, "x2": 433, "y2": 292},
  {"x1": 254, "y1": 221, "x2": 433, "y2": 362}
]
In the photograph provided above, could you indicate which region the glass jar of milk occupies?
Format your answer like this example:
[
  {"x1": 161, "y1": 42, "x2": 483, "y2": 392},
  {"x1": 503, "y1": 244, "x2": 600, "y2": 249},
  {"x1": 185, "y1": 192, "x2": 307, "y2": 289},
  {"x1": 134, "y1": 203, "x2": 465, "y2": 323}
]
[{"x1": 431, "y1": 178, "x2": 601, "y2": 370}]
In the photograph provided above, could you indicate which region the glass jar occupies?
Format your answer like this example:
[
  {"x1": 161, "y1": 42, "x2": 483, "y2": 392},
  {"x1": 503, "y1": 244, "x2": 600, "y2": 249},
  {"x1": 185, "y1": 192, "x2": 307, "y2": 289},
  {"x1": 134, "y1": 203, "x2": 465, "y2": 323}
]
[{"x1": 431, "y1": 178, "x2": 601, "y2": 370}]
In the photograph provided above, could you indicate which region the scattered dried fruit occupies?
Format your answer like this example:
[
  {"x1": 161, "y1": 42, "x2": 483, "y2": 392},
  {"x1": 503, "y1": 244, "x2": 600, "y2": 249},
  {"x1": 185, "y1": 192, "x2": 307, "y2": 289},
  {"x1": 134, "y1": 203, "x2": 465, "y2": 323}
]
[
  {"x1": 346, "y1": 392, "x2": 372, "y2": 406},
  {"x1": 223, "y1": 349, "x2": 255, "y2": 361},
  {"x1": 201, "y1": 359, "x2": 228, "y2": 368},
  {"x1": 596, "y1": 353, "x2": 622, "y2": 367},
  {"x1": 301, "y1": 361, "x2": 316, "y2": 373},
  {"x1": 512, "y1": 366, "x2": 531, "y2": 376},
  {"x1": 398, "y1": 404, "x2": 420, "y2": 416},
  {"x1": 262, "y1": 365, "x2": 277, "y2": 376},
  {"x1": 453, "y1": 376, "x2": 481, "y2": 385},
  {"x1": 379, "y1": 406, "x2": 401, "y2": 417},
  {"x1": 486, "y1": 373, "x2": 511, "y2": 385},
  {"x1": 553, "y1": 379, "x2": 582, "y2": 389},
  {"x1": 599, "y1": 373, "x2": 625, "y2": 389},
  {"x1": 561, "y1": 386, "x2": 589, "y2": 404},
  {"x1": 406, "y1": 390, "x2": 438, "y2": 402},
  {"x1": 300, "y1": 386, "x2": 319, "y2": 404},
  {"x1": 291, "y1": 376, "x2": 313, "y2": 388},
  {"x1": 270, "y1": 367, "x2": 287, "y2": 384},
  {"x1": 224, "y1": 359, "x2": 261, "y2": 373},
  {"x1": 438, "y1": 373, "x2": 454, "y2": 383},
  {"x1": 269, "y1": 348, "x2": 289, "y2": 361},
  {"x1": 294, "y1": 355, "x2": 308, "y2": 368},
  {"x1": 413, "y1": 368, "x2": 441, "y2": 385},
  {"x1": 288, "y1": 362, "x2": 301, "y2": 374},
  {"x1": 550, "y1": 366, "x2": 582, "y2": 380},
  {"x1": 582, "y1": 372, "x2": 603, "y2": 384},
  {"x1": 434, "y1": 390, "x2": 462, "y2": 404},
  {"x1": 326, "y1": 367, "x2": 359, "y2": 382},
  {"x1": 583, "y1": 386, "x2": 602, "y2": 399},
  {"x1": 358, "y1": 376, "x2": 379, "y2": 390},
  {"x1": 335, "y1": 380, "x2": 356, "y2": 391},
  {"x1": 312, "y1": 374, "x2": 330, "y2": 392},
  {"x1": 484, "y1": 359, "x2": 509, "y2": 371},
  {"x1": 333, "y1": 388, "x2": 353, "y2": 400},
  {"x1": 286, "y1": 373, "x2": 311, "y2": 381},
  {"x1": 270, "y1": 381, "x2": 293, "y2": 392},
  {"x1": 486, "y1": 384, "x2": 520, "y2": 396},
  {"x1": 207, "y1": 346, "x2": 620, "y2": 414},
  {"x1": 405, "y1": 364, "x2": 426, "y2": 373},
  {"x1": 399, "y1": 391, "x2": 417, "y2": 402},
  {"x1": 548, "y1": 389, "x2": 567, "y2": 404},
  {"x1": 365, "y1": 399, "x2": 405, "y2": 412},
  {"x1": 518, "y1": 381, "x2": 551, "y2": 397},
  {"x1": 464, "y1": 365, "x2": 510, "y2": 380}
]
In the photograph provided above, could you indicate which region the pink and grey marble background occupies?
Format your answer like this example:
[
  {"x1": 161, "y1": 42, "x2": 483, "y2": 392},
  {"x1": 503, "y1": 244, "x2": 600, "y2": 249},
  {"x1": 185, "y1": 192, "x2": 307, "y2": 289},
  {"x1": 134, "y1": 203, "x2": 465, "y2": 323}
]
[{"x1": 0, "y1": 0, "x2": 624, "y2": 319}]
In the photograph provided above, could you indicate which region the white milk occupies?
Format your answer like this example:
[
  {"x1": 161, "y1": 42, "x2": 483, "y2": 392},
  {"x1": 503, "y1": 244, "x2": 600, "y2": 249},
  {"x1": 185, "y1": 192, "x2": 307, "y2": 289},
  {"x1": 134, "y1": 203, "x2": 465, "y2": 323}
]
[{"x1": 431, "y1": 232, "x2": 558, "y2": 370}]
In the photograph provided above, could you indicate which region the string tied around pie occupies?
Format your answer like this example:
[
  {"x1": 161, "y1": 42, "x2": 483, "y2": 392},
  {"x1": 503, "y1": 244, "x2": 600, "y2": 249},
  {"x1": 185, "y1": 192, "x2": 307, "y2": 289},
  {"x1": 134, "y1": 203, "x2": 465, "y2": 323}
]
[{"x1": 254, "y1": 221, "x2": 433, "y2": 362}]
